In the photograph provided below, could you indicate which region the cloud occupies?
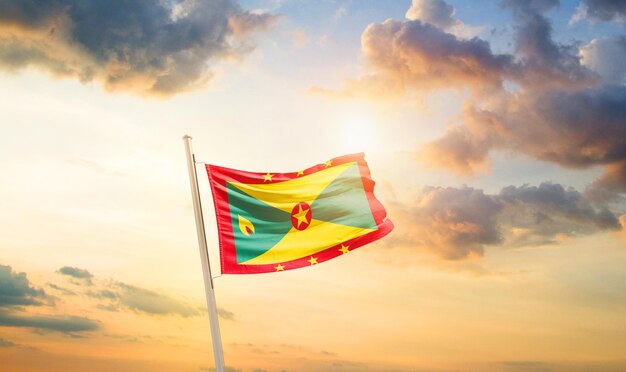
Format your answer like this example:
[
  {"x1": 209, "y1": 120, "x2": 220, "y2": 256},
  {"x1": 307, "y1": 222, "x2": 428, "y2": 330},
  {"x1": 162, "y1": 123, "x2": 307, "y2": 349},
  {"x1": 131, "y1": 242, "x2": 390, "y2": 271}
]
[
  {"x1": 57, "y1": 266, "x2": 93, "y2": 284},
  {"x1": 498, "y1": 183, "x2": 620, "y2": 246},
  {"x1": 46, "y1": 283, "x2": 77, "y2": 296},
  {"x1": 228, "y1": 11, "x2": 279, "y2": 38},
  {"x1": 0, "y1": 265, "x2": 47, "y2": 307},
  {"x1": 0, "y1": 311, "x2": 100, "y2": 334},
  {"x1": 334, "y1": 5, "x2": 348, "y2": 21},
  {"x1": 405, "y1": 0, "x2": 459, "y2": 30},
  {"x1": 217, "y1": 307, "x2": 235, "y2": 321},
  {"x1": 88, "y1": 289, "x2": 119, "y2": 300},
  {"x1": 572, "y1": 0, "x2": 626, "y2": 24},
  {"x1": 319, "y1": 0, "x2": 596, "y2": 99},
  {"x1": 0, "y1": 0, "x2": 277, "y2": 97},
  {"x1": 502, "y1": 360, "x2": 554, "y2": 372},
  {"x1": 501, "y1": 0, "x2": 594, "y2": 90},
  {"x1": 330, "y1": 1, "x2": 625, "y2": 191},
  {"x1": 593, "y1": 160, "x2": 626, "y2": 193},
  {"x1": 580, "y1": 36, "x2": 626, "y2": 84},
  {"x1": 338, "y1": 18, "x2": 516, "y2": 98},
  {"x1": 65, "y1": 269, "x2": 207, "y2": 318},
  {"x1": 113, "y1": 282, "x2": 199, "y2": 317},
  {"x1": 0, "y1": 337, "x2": 15, "y2": 347},
  {"x1": 389, "y1": 183, "x2": 622, "y2": 260},
  {"x1": 390, "y1": 186, "x2": 502, "y2": 259},
  {"x1": 0, "y1": 265, "x2": 100, "y2": 335},
  {"x1": 423, "y1": 86, "x2": 626, "y2": 186}
]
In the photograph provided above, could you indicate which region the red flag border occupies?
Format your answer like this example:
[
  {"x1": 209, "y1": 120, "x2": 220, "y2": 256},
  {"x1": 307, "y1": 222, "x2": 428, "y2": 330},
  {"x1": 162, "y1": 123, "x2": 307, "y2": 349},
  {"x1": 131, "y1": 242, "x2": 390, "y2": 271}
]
[{"x1": 206, "y1": 153, "x2": 393, "y2": 274}]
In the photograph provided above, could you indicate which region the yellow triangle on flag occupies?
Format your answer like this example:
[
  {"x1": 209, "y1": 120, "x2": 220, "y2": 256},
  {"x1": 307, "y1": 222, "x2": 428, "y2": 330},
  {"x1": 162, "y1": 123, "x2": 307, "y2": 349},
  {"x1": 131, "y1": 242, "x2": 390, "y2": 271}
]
[
  {"x1": 228, "y1": 162, "x2": 356, "y2": 213},
  {"x1": 241, "y1": 218, "x2": 374, "y2": 265}
]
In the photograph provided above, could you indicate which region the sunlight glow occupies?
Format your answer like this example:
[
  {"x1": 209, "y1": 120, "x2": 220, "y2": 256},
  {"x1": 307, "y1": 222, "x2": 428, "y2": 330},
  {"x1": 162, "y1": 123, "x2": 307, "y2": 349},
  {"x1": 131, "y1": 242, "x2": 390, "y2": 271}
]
[{"x1": 339, "y1": 112, "x2": 376, "y2": 152}]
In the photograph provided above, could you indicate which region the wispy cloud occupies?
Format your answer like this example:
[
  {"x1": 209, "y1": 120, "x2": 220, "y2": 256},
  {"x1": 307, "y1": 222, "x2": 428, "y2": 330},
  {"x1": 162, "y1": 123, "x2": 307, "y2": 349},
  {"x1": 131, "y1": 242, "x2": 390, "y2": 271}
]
[
  {"x1": 334, "y1": 5, "x2": 348, "y2": 21},
  {"x1": 112, "y1": 282, "x2": 200, "y2": 317},
  {"x1": 0, "y1": 0, "x2": 277, "y2": 97},
  {"x1": 0, "y1": 311, "x2": 100, "y2": 334},
  {"x1": 0, "y1": 337, "x2": 15, "y2": 347},
  {"x1": 46, "y1": 283, "x2": 77, "y2": 296},
  {"x1": 217, "y1": 308, "x2": 235, "y2": 321},
  {"x1": 57, "y1": 266, "x2": 93, "y2": 285},
  {"x1": 1, "y1": 265, "x2": 98, "y2": 335}
]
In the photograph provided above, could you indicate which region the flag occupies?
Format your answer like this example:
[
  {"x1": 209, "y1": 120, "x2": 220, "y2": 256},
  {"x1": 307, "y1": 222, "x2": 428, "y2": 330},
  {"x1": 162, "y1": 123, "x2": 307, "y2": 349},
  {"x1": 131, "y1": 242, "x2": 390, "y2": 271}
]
[{"x1": 206, "y1": 153, "x2": 393, "y2": 274}]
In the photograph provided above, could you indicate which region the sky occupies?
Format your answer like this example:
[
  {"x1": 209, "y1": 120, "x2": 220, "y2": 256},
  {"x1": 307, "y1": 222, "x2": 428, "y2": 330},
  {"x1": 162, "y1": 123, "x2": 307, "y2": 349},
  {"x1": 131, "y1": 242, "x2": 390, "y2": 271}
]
[{"x1": 1, "y1": 0, "x2": 625, "y2": 371}]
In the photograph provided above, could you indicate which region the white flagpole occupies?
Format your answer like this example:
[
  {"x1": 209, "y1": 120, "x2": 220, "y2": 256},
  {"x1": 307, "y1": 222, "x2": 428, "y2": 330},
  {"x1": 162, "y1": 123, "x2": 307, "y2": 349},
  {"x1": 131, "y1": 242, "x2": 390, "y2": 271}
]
[{"x1": 183, "y1": 135, "x2": 225, "y2": 372}]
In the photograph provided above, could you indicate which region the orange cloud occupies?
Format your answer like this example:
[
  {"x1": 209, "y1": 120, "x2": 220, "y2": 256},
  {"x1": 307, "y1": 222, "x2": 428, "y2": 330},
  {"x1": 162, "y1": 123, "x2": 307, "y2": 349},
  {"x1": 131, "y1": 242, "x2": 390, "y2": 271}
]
[
  {"x1": 387, "y1": 183, "x2": 622, "y2": 260},
  {"x1": 321, "y1": 0, "x2": 626, "y2": 193},
  {"x1": 0, "y1": 0, "x2": 277, "y2": 97}
]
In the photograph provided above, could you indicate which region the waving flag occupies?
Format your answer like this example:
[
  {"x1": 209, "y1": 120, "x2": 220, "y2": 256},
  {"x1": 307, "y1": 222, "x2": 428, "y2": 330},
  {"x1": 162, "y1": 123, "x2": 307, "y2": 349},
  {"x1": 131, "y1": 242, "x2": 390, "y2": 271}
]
[{"x1": 206, "y1": 153, "x2": 393, "y2": 274}]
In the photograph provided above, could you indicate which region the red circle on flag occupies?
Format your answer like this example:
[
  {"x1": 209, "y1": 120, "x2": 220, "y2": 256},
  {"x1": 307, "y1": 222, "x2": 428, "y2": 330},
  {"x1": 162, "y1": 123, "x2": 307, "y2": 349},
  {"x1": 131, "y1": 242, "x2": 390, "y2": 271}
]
[{"x1": 291, "y1": 202, "x2": 312, "y2": 230}]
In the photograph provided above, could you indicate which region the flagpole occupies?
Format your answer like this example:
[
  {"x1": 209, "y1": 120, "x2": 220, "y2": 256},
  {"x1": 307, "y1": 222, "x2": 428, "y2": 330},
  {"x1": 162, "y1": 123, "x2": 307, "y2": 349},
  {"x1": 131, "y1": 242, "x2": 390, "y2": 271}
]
[{"x1": 183, "y1": 135, "x2": 225, "y2": 372}]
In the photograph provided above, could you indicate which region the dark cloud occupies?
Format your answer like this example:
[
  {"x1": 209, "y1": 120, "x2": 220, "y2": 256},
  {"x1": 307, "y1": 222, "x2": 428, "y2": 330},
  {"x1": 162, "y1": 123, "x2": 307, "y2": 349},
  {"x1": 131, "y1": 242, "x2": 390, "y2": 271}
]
[
  {"x1": 0, "y1": 265, "x2": 100, "y2": 335},
  {"x1": 501, "y1": 0, "x2": 559, "y2": 14},
  {"x1": 113, "y1": 282, "x2": 199, "y2": 317},
  {"x1": 0, "y1": 0, "x2": 277, "y2": 96},
  {"x1": 0, "y1": 311, "x2": 100, "y2": 333},
  {"x1": 425, "y1": 86, "x2": 626, "y2": 186},
  {"x1": 573, "y1": 0, "x2": 626, "y2": 23},
  {"x1": 502, "y1": 0, "x2": 594, "y2": 90},
  {"x1": 57, "y1": 266, "x2": 93, "y2": 284},
  {"x1": 498, "y1": 183, "x2": 620, "y2": 246},
  {"x1": 0, "y1": 265, "x2": 47, "y2": 307},
  {"x1": 389, "y1": 183, "x2": 622, "y2": 260},
  {"x1": 390, "y1": 186, "x2": 502, "y2": 259}
]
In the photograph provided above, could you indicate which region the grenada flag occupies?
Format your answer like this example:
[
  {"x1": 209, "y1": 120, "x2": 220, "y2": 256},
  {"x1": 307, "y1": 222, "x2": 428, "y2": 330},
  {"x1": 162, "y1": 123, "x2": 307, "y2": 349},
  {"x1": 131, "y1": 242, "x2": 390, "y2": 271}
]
[{"x1": 206, "y1": 153, "x2": 393, "y2": 274}]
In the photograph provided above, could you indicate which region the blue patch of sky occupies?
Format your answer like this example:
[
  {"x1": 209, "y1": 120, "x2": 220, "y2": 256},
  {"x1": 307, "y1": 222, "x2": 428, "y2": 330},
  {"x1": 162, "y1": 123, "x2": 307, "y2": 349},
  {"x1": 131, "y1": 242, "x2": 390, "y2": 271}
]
[{"x1": 234, "y1": 1, "x2": 411, "y2": 89}]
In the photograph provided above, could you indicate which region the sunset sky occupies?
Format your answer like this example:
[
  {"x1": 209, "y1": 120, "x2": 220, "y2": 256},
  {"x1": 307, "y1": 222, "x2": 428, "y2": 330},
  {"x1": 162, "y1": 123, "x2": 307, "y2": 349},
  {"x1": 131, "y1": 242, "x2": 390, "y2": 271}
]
[{"x1": 1, "y1": 0, "x2": 626, "y2": 371}]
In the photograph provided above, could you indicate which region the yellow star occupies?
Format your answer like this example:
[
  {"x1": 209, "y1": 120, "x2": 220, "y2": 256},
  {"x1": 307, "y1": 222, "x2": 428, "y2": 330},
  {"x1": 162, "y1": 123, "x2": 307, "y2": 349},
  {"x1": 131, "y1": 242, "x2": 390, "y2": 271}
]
[
  {"x1": 293, "y1": 204, "x2": 310, "y2": 228},
  {"x1": 296, "y1": 170, "x2": 305, "y2": 177},
  {"x1": 324, "y1": 160, "x2": 332, "y2": 167},
  {"x1": 339, "y1": 244, "x2": 350, "y2": 254},
  {"x1": 274, "y1": 263, "x2": 285, "y2": 271},
  {"x1": 308, "y1": 256, "x2": 318, "y2": 265},
  {"x1": 263, "y1": 172, "x2": 273, "y2": 182}
]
